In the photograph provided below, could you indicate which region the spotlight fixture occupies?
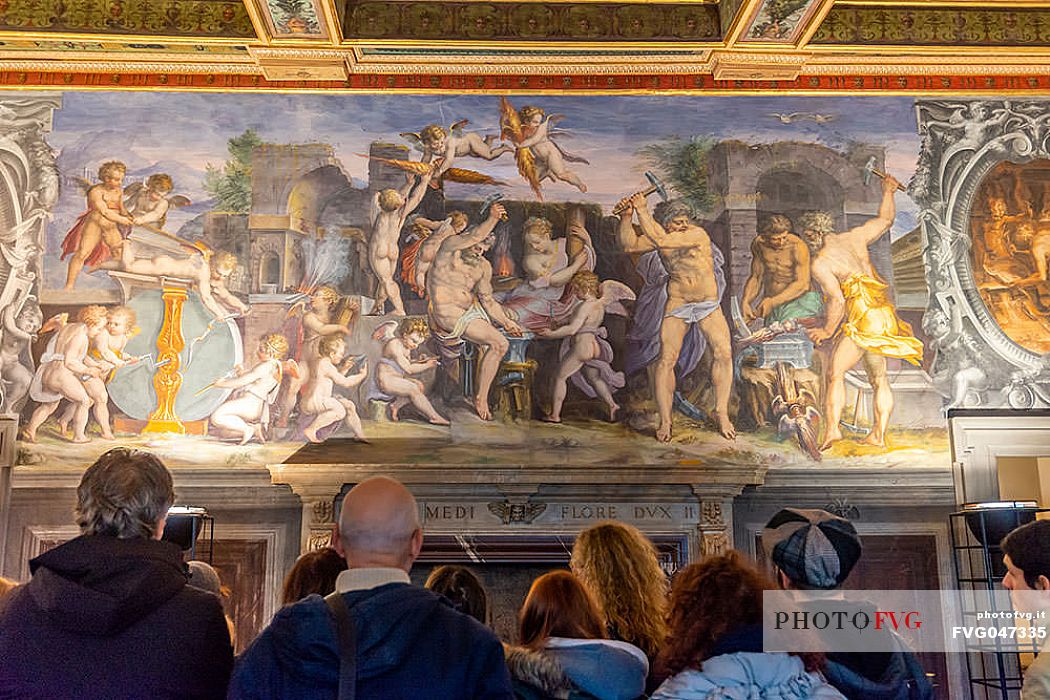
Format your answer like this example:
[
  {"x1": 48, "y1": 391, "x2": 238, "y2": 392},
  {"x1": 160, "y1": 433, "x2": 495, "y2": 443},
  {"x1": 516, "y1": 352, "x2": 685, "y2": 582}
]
[
  {"x1": 162, "y1": 506, "x2": 212, "y2": 560},
  {"x1": 962, "y1": 501, "x2": 1039, "y2": 576}
]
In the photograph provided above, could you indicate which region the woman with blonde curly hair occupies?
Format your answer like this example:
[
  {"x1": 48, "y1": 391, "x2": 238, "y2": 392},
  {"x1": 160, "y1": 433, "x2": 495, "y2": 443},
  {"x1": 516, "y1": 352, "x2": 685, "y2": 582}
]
[{"x1": 570, "y1": 521, "x2": 668, "y2": 665}]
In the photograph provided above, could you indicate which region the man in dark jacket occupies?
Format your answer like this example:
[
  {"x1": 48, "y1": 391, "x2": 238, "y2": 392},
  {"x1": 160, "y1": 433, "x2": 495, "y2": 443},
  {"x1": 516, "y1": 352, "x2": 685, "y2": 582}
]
[
  {"x1": 229, "y1": 476, "x2": 513, "y2": 700},
  {"x1": 763, "y1": 508, "x2": 933, "y2": 700},
  {"x1": 0, "y1": 447, "x2": 233, "y2": 699}
]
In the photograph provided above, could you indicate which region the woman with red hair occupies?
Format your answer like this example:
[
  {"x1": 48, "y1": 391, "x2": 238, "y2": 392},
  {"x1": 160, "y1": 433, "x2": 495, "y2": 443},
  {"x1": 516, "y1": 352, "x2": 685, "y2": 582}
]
[
  {"x1": 652, "y1": 552, "x2": 844, "y2": 699},
  {"x1": 506, "y1": 570, "x2": 647, "y2": 700}
]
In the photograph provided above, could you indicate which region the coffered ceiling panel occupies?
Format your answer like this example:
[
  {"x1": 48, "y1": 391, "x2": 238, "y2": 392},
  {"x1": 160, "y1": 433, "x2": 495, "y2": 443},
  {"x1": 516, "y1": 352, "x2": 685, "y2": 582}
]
[
  {"x1": 814, "y1": 6, "x2": 1050, "y2": 45},
  {"x1": 343, "y1": 2, "x2": 720, "y2": 42},
  {"x1": 0, "y1": 0, "x2": 255, "y2": 38},
  {"x1": 1, "y1": 0, "x2": 1050, "y2": 90}
]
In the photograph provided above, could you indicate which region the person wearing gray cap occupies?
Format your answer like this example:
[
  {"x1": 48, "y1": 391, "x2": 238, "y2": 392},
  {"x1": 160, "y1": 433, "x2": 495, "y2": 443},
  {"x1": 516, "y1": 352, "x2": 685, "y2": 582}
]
[{"x1": 763, "y1": 508, "x2": 932, "y2": 700}]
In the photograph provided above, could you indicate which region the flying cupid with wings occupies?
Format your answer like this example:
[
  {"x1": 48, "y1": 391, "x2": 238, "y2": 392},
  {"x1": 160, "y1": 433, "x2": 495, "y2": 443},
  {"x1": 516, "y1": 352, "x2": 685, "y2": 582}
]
[
  {"x1": 401, "y1": 120, "x2": 512, "y2": 179},
  {"x1": 499, "y1": 98, "x2": 589, "y2": 199}
]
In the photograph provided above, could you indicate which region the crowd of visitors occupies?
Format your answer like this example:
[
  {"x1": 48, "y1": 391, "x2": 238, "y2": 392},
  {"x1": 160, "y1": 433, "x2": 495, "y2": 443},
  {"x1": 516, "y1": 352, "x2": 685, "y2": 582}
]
[{"x1": 5, "y1": 446, "x2": 1046, "y2": 698}]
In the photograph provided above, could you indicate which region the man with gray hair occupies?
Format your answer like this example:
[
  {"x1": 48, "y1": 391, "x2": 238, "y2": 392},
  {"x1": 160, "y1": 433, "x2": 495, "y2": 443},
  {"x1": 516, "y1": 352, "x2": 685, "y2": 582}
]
[
  {"x1": 230, "y1": 476, "x2": 513, "y2": 699},
  {"x1": 618, "y1": 192, "x2": 735, "y2": 442},
  {"x1": 802, "y1": 176, "x2": 923, "y2": 451},
  {"x1": 0, "y1": 447, "x2": 234, "y2": 698}
]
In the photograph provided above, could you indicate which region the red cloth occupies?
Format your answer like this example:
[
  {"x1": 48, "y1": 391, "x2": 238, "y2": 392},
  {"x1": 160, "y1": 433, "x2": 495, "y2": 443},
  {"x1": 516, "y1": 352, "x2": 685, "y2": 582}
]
[
  {"x1": 59, "y1": 211, "x2": 111, "y2": 267},
  {"x1": 59, "y1": 210, "x2": 130, "y2": 268},
  {"x1": 400, "y1": 237, "x2": 426, "y2": 297}
]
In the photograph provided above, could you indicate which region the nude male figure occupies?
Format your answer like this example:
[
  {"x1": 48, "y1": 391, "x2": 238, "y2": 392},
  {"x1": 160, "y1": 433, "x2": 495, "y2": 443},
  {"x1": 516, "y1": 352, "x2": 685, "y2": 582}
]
[
  {"x1": 426, "y1": 202, "x2": 523, "y2": 420},
  {"x1": 370, "y1": 170, "x2": 433, "y2": 316},
  {"x1": 617, "y1": 193, "x2": 735, "y2": 441},
  {"x1": 805, "y1": 175, "x2": 924, "y2": 450},
  {"x1": 406, "y1": 212, "x2": 469, "y2": 297},
  {"x1": 61, "y1": 161, "x2": 135, "y2": 290},
  {"x1": 741, "y1": 214, "x2": 821, "y2": 324}
]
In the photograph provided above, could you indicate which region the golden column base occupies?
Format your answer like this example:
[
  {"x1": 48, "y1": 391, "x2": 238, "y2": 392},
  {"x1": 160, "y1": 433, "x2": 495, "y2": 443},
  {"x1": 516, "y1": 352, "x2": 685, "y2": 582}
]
[{"x1": 144, "y1": 285, "x2": 188, "y2": 435}]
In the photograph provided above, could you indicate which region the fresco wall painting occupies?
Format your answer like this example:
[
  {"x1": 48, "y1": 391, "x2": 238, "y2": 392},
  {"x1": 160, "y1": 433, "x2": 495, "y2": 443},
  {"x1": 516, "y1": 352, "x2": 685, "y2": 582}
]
[{"x1": 10, "y1": 93, "x2": 1045, "y2": 470}]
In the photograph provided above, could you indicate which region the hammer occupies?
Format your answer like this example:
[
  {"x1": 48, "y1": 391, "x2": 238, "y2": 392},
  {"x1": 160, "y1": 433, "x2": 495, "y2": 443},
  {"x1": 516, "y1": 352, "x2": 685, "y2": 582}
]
[
  {"x1": 613, "y1": 171, "x2": 670, "y2": 215},
  {"x1": 478, "y1": 192, "x2": 508, "y2": 221},
  {"x1": 864, "y1": 156, "x2": 906, "y2": 192}
]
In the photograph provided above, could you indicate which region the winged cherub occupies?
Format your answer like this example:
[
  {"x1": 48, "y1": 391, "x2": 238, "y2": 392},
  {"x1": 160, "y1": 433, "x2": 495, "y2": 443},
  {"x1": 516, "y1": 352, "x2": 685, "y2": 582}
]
[
  {"x1": 499, "y1": 98, "x2": 589, "y2": 199},
  {"x1": 123, "y1": 173, "x2": 191, "y2": 230},
  {"x1": 537, "y1": 271, "x2": 635, "y2": 423},
  {"x1": 401, "y1": 120, "x2": 512, "y2": 180}
]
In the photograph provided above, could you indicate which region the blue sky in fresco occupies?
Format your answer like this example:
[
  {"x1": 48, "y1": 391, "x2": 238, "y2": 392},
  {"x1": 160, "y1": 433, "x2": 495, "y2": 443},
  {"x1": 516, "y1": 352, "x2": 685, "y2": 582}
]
[{"x1": 41, "y1": 92, "x2": 923, "y2": 288}]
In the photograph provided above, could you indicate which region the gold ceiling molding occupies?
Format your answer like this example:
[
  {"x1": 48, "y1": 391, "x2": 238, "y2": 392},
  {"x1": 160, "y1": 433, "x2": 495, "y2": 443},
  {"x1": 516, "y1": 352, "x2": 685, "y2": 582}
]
[
  {"x1": 9, "y1": 42, "x2": 1050, "y2": 80},
  {"x1": 350, "y1": 46, "x2": 711, "y2": 65},
  {"x1": 249, "y1": 45, "x2": 349, "y2": 79},
  {"x1": 710, "y1": 49, "x2": 809, "y2": 80},
  {"x1": 801, "y1": 54, "x2": 1050, "y2": 75},
  {"x1": 349, "y1": 59, "x2": 714, "y2": 74},
  {"x1": 0, "y1": 60, "x2": 261, "y2": 75},
  {"x1": 0, "y1": 50, "x2": 254, "y2": 64}
]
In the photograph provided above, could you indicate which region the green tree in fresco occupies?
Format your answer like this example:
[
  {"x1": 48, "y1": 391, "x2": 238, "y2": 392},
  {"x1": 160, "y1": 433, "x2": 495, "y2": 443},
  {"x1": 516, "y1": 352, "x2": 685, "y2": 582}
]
[
  {"x1": 638, "y1": 135, "x2": 717, "y2": 216},
  {"x1": 204, "y1": 129, "x2": 264, "y2": 213}
]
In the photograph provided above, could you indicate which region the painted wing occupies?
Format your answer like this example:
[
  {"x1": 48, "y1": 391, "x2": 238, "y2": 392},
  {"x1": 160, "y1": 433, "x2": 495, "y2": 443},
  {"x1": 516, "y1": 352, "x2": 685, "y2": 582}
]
[
  {"x1": 599, "y1": 280, "x2": 636, "y2": 316},
  {"x1": 371, "y1": 320, "x2": 398, "y2": 342},
  {"x1": 284, "y1": 298, "x2": 308, "y2": 320},
  {"x1": 64, "y1": 175, "x2": 94, "y2": 196},
  {"x1": 515, "y1": 148, "x2": 543, "y2": 200},
  {"x1": 499, "y1": 98, "x2": 543, "y2": 200},
  {"x1": 550, "y1": 136, "x2": 590, "y2": 165},
  {"x1": 409, "y1": 218, "x2": 433, "y2": 241},
  {"x1": 399, "y1": 131, "x2": 425, "y2": 154},
  {"x1": 39, "y1": 312, "x2": 68, "y2": 335},
  {"x1": 282, "y1": 359, "x2": 301, "y2": 381},
  {"x1": 798, "y1": 406, "x2": 823, "y2": 461},
  {"x1": 123, "y1": 182, "x2": 145, "y2": 209},
  {"x1": 450, "y1": 119, "x2": 469, "y2": 136},
  {"x1": 499, "y1": 97, "x2": 524, "y2": 144}
]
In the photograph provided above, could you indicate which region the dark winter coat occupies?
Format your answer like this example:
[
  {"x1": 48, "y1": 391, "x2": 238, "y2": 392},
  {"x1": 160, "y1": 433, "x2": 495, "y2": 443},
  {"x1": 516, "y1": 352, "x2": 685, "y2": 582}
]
[
  {"x1": 0, "y1": 534, "x2": 233, "y2": 700},
  {"x1": 228, "y1": 582, "x2": 514, "y2": 700},
  {"x1": 824, "y1": 635, "x2": 934, "y2": 700}
]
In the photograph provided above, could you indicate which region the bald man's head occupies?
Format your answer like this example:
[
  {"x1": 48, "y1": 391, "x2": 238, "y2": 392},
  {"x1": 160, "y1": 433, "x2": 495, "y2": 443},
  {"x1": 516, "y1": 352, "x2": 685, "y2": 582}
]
[{"x1": 334, "y1": 477, "x2": 423, "y2": 571}]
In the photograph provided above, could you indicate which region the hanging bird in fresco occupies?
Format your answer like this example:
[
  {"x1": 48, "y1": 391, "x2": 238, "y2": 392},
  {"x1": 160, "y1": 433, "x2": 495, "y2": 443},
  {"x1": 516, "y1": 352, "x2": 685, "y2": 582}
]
[
  {"x1": 499, "y1": 97, "x2": 589, "y2": 200},
  {"x1": 771, "y1": 362, "x2": 822, "y2": 461}
]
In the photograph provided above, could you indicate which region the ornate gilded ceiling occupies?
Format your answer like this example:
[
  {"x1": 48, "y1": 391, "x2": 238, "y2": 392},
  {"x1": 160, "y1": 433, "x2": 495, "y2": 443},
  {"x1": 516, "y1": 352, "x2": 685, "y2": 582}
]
[{"x1": 0, "y1": 0, "x2": 1049, "y2": 90}]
